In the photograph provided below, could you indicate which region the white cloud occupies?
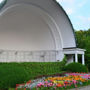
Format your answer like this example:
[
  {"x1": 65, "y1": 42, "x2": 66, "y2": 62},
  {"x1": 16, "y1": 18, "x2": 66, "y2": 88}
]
[
  {"x1": 56, "y1": 0, "x2": 75, "y2": 15},
  {"x1": 76, "y1": 16, "x2": 90, "y2": 29},
  {"x1": 56, "y1": 0, "x2": 75, "y2": 4},
  {"x1": 88, "y1": 17, "x2": 90, "y2": 21},
  {"x1": 65, "y1": 8, "x2": 73, "y2": 15},
  {"x1": 78, "y1": 0, "x2": 87, "y2": 7},
  {"x1": 56, "y1": 0, "x2": 62, "y2": 3},
  {"x1": 78, "y1": 16, "x2": 90, "y2": 22},
  {"x1": 56, "y1": 0, "x2": 88, "y2": 15}
]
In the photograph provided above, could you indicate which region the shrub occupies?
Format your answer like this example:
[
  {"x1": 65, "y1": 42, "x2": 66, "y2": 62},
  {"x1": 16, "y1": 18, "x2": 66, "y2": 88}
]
[
  {"x1": 22, "y1": 56, "x2": 67, "y2": 79},
  {"x1": 86, "y1": 58, "x2": 90, "y2": 71},
  {"x1": 0, "y1": 56, "x2": 67, "y2": 89},
  {"x1": 0, "y1": 64, "x2": 29, "y2": 89},
  {"x1": 64, "y1": 63, "x2": 88, "y2": 73}
]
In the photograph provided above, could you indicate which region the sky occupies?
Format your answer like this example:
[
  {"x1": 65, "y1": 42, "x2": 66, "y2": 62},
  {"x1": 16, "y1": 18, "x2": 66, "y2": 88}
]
[{"x1": 56, "y1": 0, "x2": 90, "y2": 30}]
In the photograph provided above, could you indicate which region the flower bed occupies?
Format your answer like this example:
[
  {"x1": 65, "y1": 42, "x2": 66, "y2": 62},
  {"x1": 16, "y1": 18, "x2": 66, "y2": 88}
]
[{"x1": 16, "y1": 73, "x2": 90, "y2": 90}]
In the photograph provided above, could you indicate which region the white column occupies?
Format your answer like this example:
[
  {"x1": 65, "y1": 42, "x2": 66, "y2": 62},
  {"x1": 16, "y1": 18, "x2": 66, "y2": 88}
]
[
  {"x1": 75, "y1": 53, "x2": 78, "y2": 63},
  {"x1": 82, "y1": 54, "x2": 85, "y2": 65}
]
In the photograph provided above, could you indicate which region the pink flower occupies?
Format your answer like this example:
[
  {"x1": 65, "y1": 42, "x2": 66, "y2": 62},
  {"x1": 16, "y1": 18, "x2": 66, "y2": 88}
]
[
  {"x1": 72, "y1": 80, "x2": 77, "y2": 84},
  {"x1": 45, "y1": 81, "x2": 48, "y2": 84},
  {"x1": 37, "y1": 82, "x2": 44, "y2": 88},
  {"x1": 47, "y1": 83, "x2": 53, "y2": 87}
]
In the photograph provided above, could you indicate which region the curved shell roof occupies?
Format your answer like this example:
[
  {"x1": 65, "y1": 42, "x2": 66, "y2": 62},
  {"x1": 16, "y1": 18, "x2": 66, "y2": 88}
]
[{"x1": 0, "y1": 0, "x2": 76, "y2": 51}]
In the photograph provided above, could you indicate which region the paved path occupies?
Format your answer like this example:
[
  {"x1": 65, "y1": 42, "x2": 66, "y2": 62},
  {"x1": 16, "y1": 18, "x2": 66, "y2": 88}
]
[{"x1": 70, "y1": 85, "x2": 90, "y2": 90}]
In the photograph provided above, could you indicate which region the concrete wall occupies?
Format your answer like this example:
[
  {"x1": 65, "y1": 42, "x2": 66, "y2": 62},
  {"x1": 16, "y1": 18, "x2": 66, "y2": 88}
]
[{"x1": 0, "y1": 50, "x2": 56, "y2": 62}]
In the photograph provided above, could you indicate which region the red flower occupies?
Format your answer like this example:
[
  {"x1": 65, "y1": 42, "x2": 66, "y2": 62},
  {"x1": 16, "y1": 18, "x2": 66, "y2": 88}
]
[
  {"x1": 26, "y1": 80, "x2": 31, "y2": 85},
  {"x1": 56, "y1": 84, "x2": 62, "y2": 87},
  {"x1": 64, "y1": 81, "x2": 69, "y2": 84}
]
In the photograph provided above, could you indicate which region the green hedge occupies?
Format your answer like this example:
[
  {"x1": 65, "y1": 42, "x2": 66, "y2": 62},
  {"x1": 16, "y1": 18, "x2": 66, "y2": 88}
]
[
  {"x1": 0, "y1": 56, "x2": 67, "y2": 89},
  {"x1": 64, "y1": 63, "x2": 88, "y2": 73},
  {"x1": 0, "y1": 64, "x2": 29, "y2": 89}
]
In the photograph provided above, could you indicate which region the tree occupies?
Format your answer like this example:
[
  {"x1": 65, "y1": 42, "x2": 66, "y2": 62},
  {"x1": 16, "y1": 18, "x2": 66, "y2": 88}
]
[{"x1": 75, "y1": 29, "x2": 90, "y2": 71}]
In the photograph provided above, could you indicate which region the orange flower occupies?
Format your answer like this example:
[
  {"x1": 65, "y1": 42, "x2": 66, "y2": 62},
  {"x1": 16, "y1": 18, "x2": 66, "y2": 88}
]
[{"x1": 56, "y1": 84, "x2": 62, "y2": 87}]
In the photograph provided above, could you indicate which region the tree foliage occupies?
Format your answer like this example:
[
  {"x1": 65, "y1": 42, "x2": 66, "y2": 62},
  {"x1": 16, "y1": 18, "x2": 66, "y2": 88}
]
[{"x1": 75, "y1": 29, "x2": 90, "y2": 71}]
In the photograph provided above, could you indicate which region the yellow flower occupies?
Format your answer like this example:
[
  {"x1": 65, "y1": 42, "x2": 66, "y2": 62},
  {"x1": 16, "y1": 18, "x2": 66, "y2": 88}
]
[
  {"x1": 53, "y1": 80, "x2": 57, "y2": 84},
  {"x1": 57, "y1": 81, "x2": 64, "y2": 85}
]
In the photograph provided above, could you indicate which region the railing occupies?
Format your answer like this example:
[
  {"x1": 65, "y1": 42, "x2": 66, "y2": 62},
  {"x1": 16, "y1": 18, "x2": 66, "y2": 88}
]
[{"x1": 0, "y1": 50, "x2": 57, "y2": 62}]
